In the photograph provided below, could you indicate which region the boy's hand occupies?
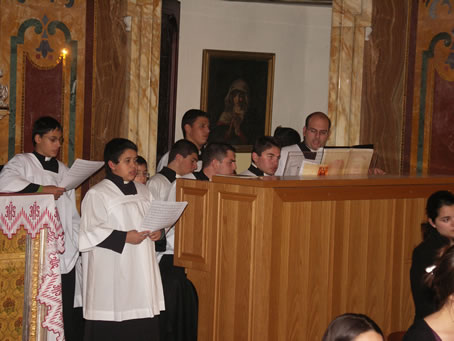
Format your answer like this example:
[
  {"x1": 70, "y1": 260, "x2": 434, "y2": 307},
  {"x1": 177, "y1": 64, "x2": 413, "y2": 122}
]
[
  {"x1": 126, "y1": 230, "x2": 149, "y2": 244},
  {"x1": 42, "y1": 185, "x2": 66, "y2": 200},
  {"x1": 148, "y1": 229, "x2": 163, "y2": 241}
]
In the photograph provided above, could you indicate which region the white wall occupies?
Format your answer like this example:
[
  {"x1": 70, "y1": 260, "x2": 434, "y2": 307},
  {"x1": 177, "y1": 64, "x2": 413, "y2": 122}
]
[{"x1": 175, "y1": 0, "x2": 332, "y2": 170}]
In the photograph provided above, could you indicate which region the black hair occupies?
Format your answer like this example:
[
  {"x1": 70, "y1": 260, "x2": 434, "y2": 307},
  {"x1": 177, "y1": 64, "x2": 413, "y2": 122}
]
[
  {"x1": 168, "y1": 139, "x2": 199, "y2": 163},
  {"x1": 32, "y1": 116, "x2": 62, "y2": 146},
  {"x1": 426, "y1": 245, "x2": 454, "y2": 310},
  {"x1": 305, "y1": 111, "x2": 331, "y2": 130},
  {"x1": 104, "y1": 138, "x2": 138, "y2": 173},
  {"x1": 421, "y1": 190, "x2": 454, "y2": 240},
  {"x1": 136, "y1": 155, "x2": 147, "y2": 167},
  {"x1": 202, "y1": 143, "x2": 235, "y2": 169},
  {"x1": 181, "y1": 109, "x2": 210, "y2": 138},
  {"x1": 252, "y1": 136, "x2": 281, "y2": 158},
  {"x1": 273, "y1": 126, "x2": 301, "y2": 147},
  {"x1": 322, "y1": 313, "x2": 384, "y2": 341}
]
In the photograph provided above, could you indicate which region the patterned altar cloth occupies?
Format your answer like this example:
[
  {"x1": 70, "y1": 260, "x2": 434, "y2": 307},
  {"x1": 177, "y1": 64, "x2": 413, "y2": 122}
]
[{"x1": 0, "y1": 194, "x2": 65, "y2": 341}]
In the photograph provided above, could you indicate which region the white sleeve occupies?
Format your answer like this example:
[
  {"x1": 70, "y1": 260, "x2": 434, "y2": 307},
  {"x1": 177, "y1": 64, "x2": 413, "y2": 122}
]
[
  {"x1": 275, "y1": 147, "x2": 290, "y2": 176},
  {"x1": 147, "y1": 177, "x2": 163, "y2": 200},
  {"x1": 79, "y1": 189, "x2": 114, "y2": 252},
  {"x1": 156, "y1": 152, "x2": 169, "y2": 173},
  {"x1": 0, "y1": 155, "x2": 33, "y2": 192}
]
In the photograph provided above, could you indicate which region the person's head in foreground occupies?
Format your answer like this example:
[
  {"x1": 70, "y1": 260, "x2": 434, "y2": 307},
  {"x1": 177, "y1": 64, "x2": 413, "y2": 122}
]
[
  {"x1": 322, "y1": 313, "x2": 384, "y2": 341},
  {"x1": 104, "y1": 138, "x2": 138, "y2": 182}
]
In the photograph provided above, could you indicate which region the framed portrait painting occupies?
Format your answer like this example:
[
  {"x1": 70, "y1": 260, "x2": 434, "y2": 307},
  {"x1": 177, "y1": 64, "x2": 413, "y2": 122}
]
[{"x1": 201, "y1": 49, "x2": 275, "y2": 152}]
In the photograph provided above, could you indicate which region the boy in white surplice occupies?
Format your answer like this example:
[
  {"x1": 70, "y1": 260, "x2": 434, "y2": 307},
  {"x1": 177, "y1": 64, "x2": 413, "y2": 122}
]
[
  {"x1": 0, "y1": 116, "x2": 83, "y2": 341},
  {"x1": 79, "y1": 138, "x2": 164, "y2": 341}
]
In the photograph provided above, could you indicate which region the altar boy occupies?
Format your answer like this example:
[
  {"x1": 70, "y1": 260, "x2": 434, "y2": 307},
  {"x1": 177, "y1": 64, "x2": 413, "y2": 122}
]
[
  {"x1": 79, "y1": 138, "x2": 164, "y2": 341},
  {"x1": 0, "y1": 116, "x2": 83, "y2": 340}
]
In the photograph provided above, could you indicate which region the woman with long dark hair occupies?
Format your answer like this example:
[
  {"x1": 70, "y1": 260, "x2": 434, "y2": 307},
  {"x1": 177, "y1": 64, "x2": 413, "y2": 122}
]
[
  {"x1": 410, "y1": 190, "x2": 454, "y2": 321},
  {"x1": 404, "y1": 245, "x2": 454, "y2": 340}
]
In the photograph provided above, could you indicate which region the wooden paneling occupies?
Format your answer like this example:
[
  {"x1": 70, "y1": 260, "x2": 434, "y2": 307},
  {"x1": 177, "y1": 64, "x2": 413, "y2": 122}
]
[
  {"x1": 174, "y1": 181, "x2": 211, "y2": 271},
  {"x1": 176, "y1": 176, "x2": 454, "y2": 340},
  {"x1": 215, "y1": 192, "x2": 257, "y2": 340}
]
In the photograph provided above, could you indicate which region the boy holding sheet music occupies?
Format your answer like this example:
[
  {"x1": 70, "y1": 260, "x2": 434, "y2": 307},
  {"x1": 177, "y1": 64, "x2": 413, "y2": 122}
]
[
  {"x1": 79, "y1": 138, "x2": 164, "y2": 341},
  {"x1": 0, "y1": 116, "x2": 83, "y2": 340},
  {"x1": 147, "y1": 139, "x2": 199, "y2": 341}
]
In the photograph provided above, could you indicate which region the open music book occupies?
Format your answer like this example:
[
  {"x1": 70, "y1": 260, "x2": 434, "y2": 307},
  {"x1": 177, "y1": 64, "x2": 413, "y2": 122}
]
[{"x1": 284, "y1": 145, "x2": 374, "y2": 176}]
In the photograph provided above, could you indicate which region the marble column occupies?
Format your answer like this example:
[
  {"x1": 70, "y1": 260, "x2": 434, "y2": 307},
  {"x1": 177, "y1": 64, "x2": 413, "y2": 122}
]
[
  {"x1": 328, "y1": 0, "x2": 372, "y2": 146},
  {"x1": 125, "y1": 0, "x2": 161, "y2": 173}
]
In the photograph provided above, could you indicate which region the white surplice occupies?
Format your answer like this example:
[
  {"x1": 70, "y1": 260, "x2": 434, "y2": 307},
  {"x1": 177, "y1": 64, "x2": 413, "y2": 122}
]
[
  {"x1": 79, "y1": 179, "x2": 165, "y2": 321},
  {"x1": 147, "y1": 173, "x2": 177, "y2": 262}
]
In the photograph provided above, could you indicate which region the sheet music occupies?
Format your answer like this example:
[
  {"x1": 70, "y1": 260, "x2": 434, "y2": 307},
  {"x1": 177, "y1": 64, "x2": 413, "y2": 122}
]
[
  {"x1": 140, "y1": 200, "x2": 188, "y2": 232},
  {"x1": 59, "y1": 159, "x2": 105, "y2": 190}
]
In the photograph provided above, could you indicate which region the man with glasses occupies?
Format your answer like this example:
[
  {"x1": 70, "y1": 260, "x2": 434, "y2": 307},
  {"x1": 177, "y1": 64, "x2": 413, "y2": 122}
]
[
  {"x1": 0, "y1": 116, "x2": 83, "y2": 340},
  {"x1": 276, "y1": 111, "x2": 331, "y2": 176}
]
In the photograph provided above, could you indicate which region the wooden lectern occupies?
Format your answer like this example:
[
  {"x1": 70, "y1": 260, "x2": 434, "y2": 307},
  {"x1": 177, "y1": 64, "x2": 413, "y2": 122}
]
[{"x1": 175, "y1": 175, "x2": 454, "y2": 340}]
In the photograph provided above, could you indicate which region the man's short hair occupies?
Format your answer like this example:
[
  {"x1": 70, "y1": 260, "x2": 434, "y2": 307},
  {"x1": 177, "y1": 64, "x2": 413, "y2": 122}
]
[
  {"x1": 273, "y1": 126, "x2": 301, "y2": 147},
  {"x1": 32, "y1": 116, "x2": 62, "y2": 146},
  {"x1": 136, "y1": 155, "x2": 147, "y2": 167},
  {"x1": 181, "y1": 109, "x2": 210, "y2": 138},
  {"x1": 252, "y1": 136, "x2": 281, "y2": 157},
  {"x1": 168, "y1": 139, "x2": 199, "y2": 163},
  {"x1": 305, "y1": 112, "x2": 331, "y2": 130},
  {"x1": 202, "y1": 143, "x2": 235, "y2": 169},
  {"x1": 104, "y1": 138, "x2": 137, "y2": 173}
]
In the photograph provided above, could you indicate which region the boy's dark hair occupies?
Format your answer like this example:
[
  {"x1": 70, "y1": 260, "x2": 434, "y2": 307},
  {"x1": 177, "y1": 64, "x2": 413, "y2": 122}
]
[
  {"x1": 421, "y1": 190, "x2": 454, "y2": 240},
  {"x1": 168, "y1": 139, "x2": 199, "y2": 163},
  {"x1": 322, "y1": 313, "x2": 384, "y2": 341},
  {"x1": 252, "y1": 136, "x2": 281, "y2": 158},
  {"x1": 305, "y1": 111, "x2": 332, "y2": 130},
  {"x1": 32, "y1": 116, "x2": 62, "y2": 146},
  {"x1": 104, "y1": 138, "x2": 138, "y2": 173},
  {"x1": 181, "y1": 109, "x2": 210, "y2": 138},
  {"x1": 202, "y1": 143, "x2": 235, "y2": 169},
  {"x1": 273, "y1": 126, "x2": 301, "y2": 147},
  {"x1": 136, "y1": 156, "x2": 147, "y2": 167}
]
